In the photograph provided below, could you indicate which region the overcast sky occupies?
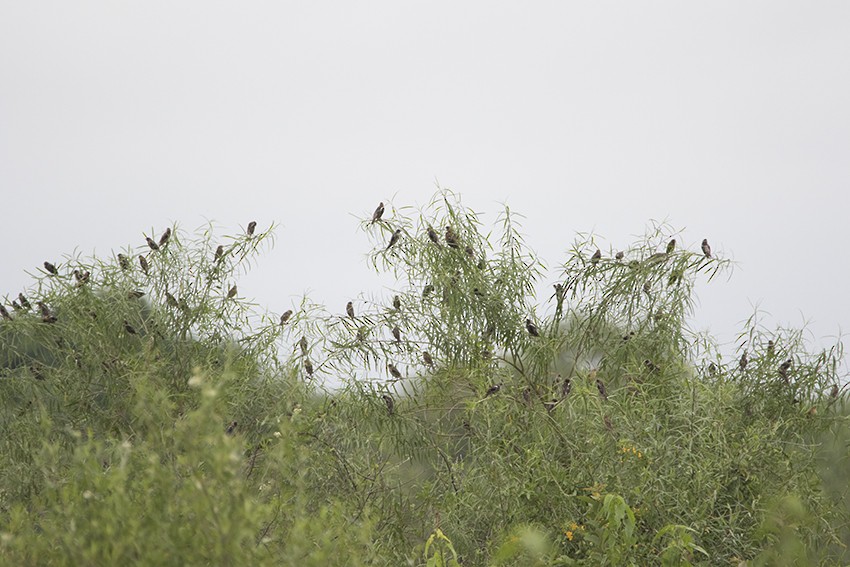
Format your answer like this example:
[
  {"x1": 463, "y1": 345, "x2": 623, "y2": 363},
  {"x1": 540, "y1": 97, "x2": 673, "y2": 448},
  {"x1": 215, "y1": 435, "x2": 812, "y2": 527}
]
[{"x1": 1, "y1": 2, "x2": 848, "y2": 361}]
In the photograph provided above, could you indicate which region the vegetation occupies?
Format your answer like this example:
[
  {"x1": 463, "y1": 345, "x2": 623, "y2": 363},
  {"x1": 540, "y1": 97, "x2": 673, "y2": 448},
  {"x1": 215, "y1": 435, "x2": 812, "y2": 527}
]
[{"x1": 0, "y1": 191, "x2": 847, "y2": 565}]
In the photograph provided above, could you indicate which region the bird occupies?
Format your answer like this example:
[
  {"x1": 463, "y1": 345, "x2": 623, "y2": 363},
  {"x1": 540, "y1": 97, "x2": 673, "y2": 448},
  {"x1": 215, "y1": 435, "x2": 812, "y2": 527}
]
[
  {"x1": 44, "y1": 261, "x2": 57, "y2": 275},
  {"x1": 422, "y1": 284, "x2": 434, "y2": 298},
  {"x1": 226, "y1": 421, "x2": 238, "y2": 435},
  {"x1": 138, "y1": 255, "x2": 149, "y2": 274},
  {"x1": 124, "y1": 321, "x2": 137, "y2": 334},
  {"x1": 561, "y1": 377, "x2": 572, "y2": 399},
  {"x1": 304, "y1": 358, "x2": 314, "y2": 377},
  {"x1": 392, "y1": 326, "x2": 401, "y2": 343},
  {"x1": 159, "y1": 228, "x2": 172, "y2": 246},
  {"x1": 280, "y1": 310, "x2": 293, "y2": 325},
  {"x1": 543, "y1": 399, "x2": 559, "y2": 413},
  {"x1": 596, "y1": 379, "x2": 608, "y2": 401},
  {"x1": 145, "y1": 237, "x2": 159, "y2": 251},
  {"x1": 37, "y1": 301, "x2": 50, "y2": 318},
  {"x1": 464, "y1": 246, "x2": 475, "y2": 259},
  {"x1": 382, "y1": 394, "x2": 394, "y2": 415},
  {"x1": 830, "y1": 384, "x2": 839, "y2": 399},
  {"x1": 644, "y1": 359, "x2": 660, "y2": 373},
  {"x1": 778, "y1": 359, "x2": 792, "y2": 382},
  {"x1": 73, "y1": 270, "x2": 90, "y2": 284},
  {"x1": 371, "y1": 202, "x2": 384, "y2": 224},
  {"x1": 643, "y1": 282, "x2": 651, "y2": 295},
  {"x1": 393, "y1": 295, "x2": 401, "y2": 310},
  {"x1": 214, "y1": 245, "x2": 224, "y2": 262},
  {"x1": 17, "y1": 293, "x2": 31, "y2": 310},
  {"x1": 388, "y1": 363, "x2": 402, "y2": 380},
  {"x1": 386, "y1": 229, "x2": 402, "y2": 250},
  {"x1": 127, "y1": 290, "x2": 145, "y2": 299},
  {"x1": 590, "y1": 249, "x2": 602, "y2": 264},
  {"x1": 346, "y1": 301, "x2": 355, "y2": 319},
  {"x1": 701, "y1": 239, "x2": 712, "y2": 258},
  {"x1": 422, "y1": 351, "x2": 434, "y2": 367},
  {"x1": 739, "y1": 352, "x2": 749, "y2": 371},
  {"x1": 427, "y1": 226, "x2": 440, "y2": 244},
  {"x1": 484, "y1": 384, "x2": 501, "y2": 397},
  {"x1": 525, "y1": 319, "x2": 540, "y2": 337},
  {"x1": 165, "y1": 292, "x2": 179, "y2": 308},
  {"x1": 0, "y1": 305, "x2": 11, "y2": 320},
  {"x1": 445, "y1": 226, "x2": 460, "y2": 248},
  {"x1": 299, "y1": 336, "x2": 308, "y2": 355},
  {"x1": 247, "y1": 221, "x2": 257, "y2": 236},
  {"x1": 118, "y1": 254, "x2": 130, "y2": 271},
  {"x1": 707, "y1": 362, "x2": 717, "y2": 376},
  {"x1": 666, "y1": 238, "x2": 676, "y2": 254},
  {"x1": 767, "y1": 340, "x2": 775, "y2": 357},
  {"x1": 615, "y1": 251, "x2": 624, "y2": 260},
  {"x1": 227, "y1": 285, "x2": 238, "y2": 299}
]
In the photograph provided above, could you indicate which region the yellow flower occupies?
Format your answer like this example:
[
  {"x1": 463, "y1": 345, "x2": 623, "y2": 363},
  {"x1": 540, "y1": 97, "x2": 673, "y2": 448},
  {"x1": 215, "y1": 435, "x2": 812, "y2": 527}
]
[{"x1": 566, "y1": 531, "x2": 574, "y2": 541}]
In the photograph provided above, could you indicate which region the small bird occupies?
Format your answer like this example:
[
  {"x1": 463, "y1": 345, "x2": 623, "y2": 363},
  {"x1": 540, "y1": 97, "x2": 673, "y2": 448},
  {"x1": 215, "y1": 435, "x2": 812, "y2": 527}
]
[
  {"x1": 422, "y1": 284, "x2": 434, "y2": 298},
  {"x1": 227, "y1": 285, "x2": 238, "y2": 299},
  {"x1": 767, "y1": 340, "x2": 775, "y2": 357},
  {"x1": 247, "y1": 221, "x2": 257, "y2": 236},
  {"x1": 346, "y1": 301, "x2": 355, "y2": 319},
  {"x1": 226, "y1": 421, "x2": 238, "y2": 435},
  {"x1": 382, "y1": 394, "x2": 394, "y2": 415},
  {"x1": 118, "y1": 254, "x2": 130, "y2": 271},
  {"x1": 477, "y1": 258, "x2": 486, "y2": 270},
  {"x1": 551, "y1": 283, "x2": 564, "y2": 302},
  {"x1": 0, "y1": 305, "x2": 11, "y2": 320},
  {"x1": 484, "y1": 384, "x2": 501, "y2": 397},
  {"x1": 44, "y1": 261, "x2": 57, "y2": 275},
  {"x1": 465, "y1": 246, "x2": 475, "y2": 259},
  {"x1": 615, "y1": 251, "x2": 624, "y2": 260},
  {"x1": 708, "y1": 362, "x2": 717, "y2": 376},
  {"x1": 543, "y1": 399, "x2": 559, "y2": 413},
  {"x1": 422, "y1": 351, "x2": 434, "y2": 366},
  {"x1": 11, "y1": 301, "x2": 21, "y2": 311},
  {"x1": 590, "y1": 249, "x2": 602, "y2": 264},
  {"x1": 666, "y1": 238, "x2": 676, "y2": 254},
  {"x1": 644, "y1": 359, "x2": 660, "y2": 373},
  {"x1": 701, "y1": 239, "x2": 712, "y2": 258},
  {"x1": 739, "y1": 352, "x2": 749, "y2": 371},
  {"x1": 299, "y1": 336, "x2": 308, "y2": 355},
  {"x1": 37, "y1": 301, "x2": 50, "y2": 318},
  {"x1": 386, "y1": 229, "x2": 402, "y2": 250},
  {"x1": 214, "y1": 245, "x2": 224, "y2": 262},
  {"x1": 643, "y1": 282, "x2": 651, "y2": 295},
  {"x1": 525, "y1": 318, "x2": 540, "y2": 337},
  {"x1": 138, "y1": 255, "x2": 149, "y2": 274},
  {"x1": 73, "y1": 270, "x2": 90, "y2": 284},
  {"x1": 18, "y1": 293, "x2": 31, "y2": 310},
  {"x1": 778, "y1": 359, "x2": 792, "y2": 382},
  {"x1": 596, "y1": 379, "x2": 608, "y2": 401},
  {"x1": 124, "y1": 320, "x2": 137, "y2": 335},
  {"x1": 371, "y1": 202, "x2": 384, "y2": 224},
  {"x1": 159, "y1": 228, "x2": 172, "y2": 246},
  {"x1": 165, "y1": 292, "x2": 179, "y2": 308},
  {"x1": 392, "y1": 326, "x2": 401, "y2": 343},
  {"x1": 445, "y1": 226, "x2": 460, "y2": 248},
  {"x1": 388, "y1": 363, "x2": 402, "y2": 380},
  {"x1": 127, "y1": 290, "x2": 145, "y2": 299},
  {"x1": 145, "y1": 237, "x2": 159, "y2": 251},
  {"x1": 393, "y1": 295, "x2": 401, "y2": 310},
  {"x1": 427, "y1": 226, "x2": 440, "y2": 244},
  {"x1": 280, "y1": 310, "x2": 293, "y2": 325},
  {"x1": 561, "y1": 377, "x2": 572, "y2": 399},
  {"x1": 304, "y1": 358, "x2": 314, "y2": 377},
  {"x1": 830, "y1": 384, "x2": 839, "y2": 399}
]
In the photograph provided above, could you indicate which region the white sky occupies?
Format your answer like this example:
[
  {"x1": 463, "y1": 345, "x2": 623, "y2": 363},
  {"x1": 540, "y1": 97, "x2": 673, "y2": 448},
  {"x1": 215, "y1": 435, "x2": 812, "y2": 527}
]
[{"x1": 1, "y1": 2, "x2": 849, "y2": 359}]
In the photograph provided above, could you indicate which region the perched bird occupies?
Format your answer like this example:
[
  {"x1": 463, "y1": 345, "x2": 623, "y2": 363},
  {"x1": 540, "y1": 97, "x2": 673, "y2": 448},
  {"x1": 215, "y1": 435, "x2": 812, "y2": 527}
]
[
  {"x1": 124, "y1": 321, "x2": 137, "y2": 335},
  {"x1": 465, "y1": 246, "x2": 475, "y2": 259},
  {"x1": 767, "y1": 340, "x2": 775, "y2": 357},
  {"x1": 643, "y1": 282, "x2": 651, "y2": 295},
  {"x1": 739, "y1": 352, "x2": 749, "y2": 371},
  {"x1": 644, "y1": 359, "x2": 660, "y2": 373},
  {"x1": 830, "y1": 384, "x2": 839, "y2": 399},
  {"x1": 280, "y1": 310, "x2": 293, "y2": 325},
  {"x1": 73, "y1": 270, "x2": 90, "y2": 284},
  {"x1": 371, "y1": 202, "x2": 384, "y2": 224},
  {"x1": 128, "y1": 290, "x2": 145, "y2": 299},
  {"x1": 422, "y1": 284, "x2": 434, "y2": 298},
  {"x1": 392, "y1": 326, "x2": 401, "y2": 343},
  {"x1": 11, "y1": 301, "x2": 21, "y2": 311},
  {"x1": 382, "y1": 394, "x2": 394, "y2": 415},
  {"x1": 603, "y1": 415, "x2": 614, "y2": 432},
  {"x1": 551, "y1": 283, "x2": 565, "y2": 302},
  {"x1": 247, "y1": 221, "x2": 257, "y2": 236},
  {"x1": 214, "y1": 245, "x2": 224, "y2": 262},
  {"x1": 165, "y1": 292, "x2": 179, "y2": 308},
  {"x1": 118, "y1": 254, "x2": 130, "y2": 271},
  {"x1": 0, "y1": 305, "x2": 11, "y2": 320},
  {"x1": 37, "y1": 301, "x2": 50, "y2": 318},
  {"x1": 561, "y1": 376, "x2": 572, "y2": 399},
  {"x1": 388, "y1": 363, "x2": 402, "y2": 380},
  {"x1": 778, "y1": 359, "x2": 792, "y2": 382},
  {"x1": 44, "y1": 261, "x2": 58, "y2": 275},
  {"x1": 159, "y1": 228, "x2": 172, "y2": 246},
  {"x1": 590, "y1": 249, "x2": 602, "y2": 264},
  {"x1": 422, "y1": 351, "x2": 434, "y2": 367},
  {"x1": 346, "y1": 301, "x2": 355, "y2": 319},
  {"x1": 615, "y1": 251, "x2": 624, "y2": 260},
  {"x1": 543, "y1": 399, "x2": 558, "y2": 413},
  {"x1": 393, "y1": 295, "x2": 401, "y2": 310},
  {"x1": 596, "y1": 379, "x2": 608, "y2": 401},
  {"x1": 525, "y1": 318, "x2": 540, "y2": 337},
  {"x1": 701, "y1": 239, "x2": 712, "y2": 258},
  {"x1": 707, "y1": 362, "x2": 718, "y2": 376},
  {"x1": 227, "y1": 285, "x2": 238, "y2": 299},
  {"x1": 666, "y1": 238, "x2": 676, "y2": 254},
  {"x1": 145, "y1": 237, "x2": 160, "y2": 251},
  {"x1": 477, "y1": 258, "x2": 486, "y2": 270},
  {"x1": 226, "y1": 421, "x2": 238, "y2": 435},
  {"x1": 484, "y1": 384, "x2": 501, "y2": 397},
  {"x1": 18, "y1": 293, "x2": 31, "y2": 310},
  {"x1": 304, "y1": 358, "x2": 314, "y2": 377},
  {"x1": 138, "y1": 255, "x2": 149, "y2": 274},
  {"x1": 386, "y1": 229, "x2": 402, "y2": 250},
  {"x1": 299, "y1": 336, "x2": 308, "y2": 355},
  {"x1": 427, "y1": 226, "x2": 440, "y2": 244},
  {"x1": 445, "y1": 226, "x2": 460, "y2": 248}
]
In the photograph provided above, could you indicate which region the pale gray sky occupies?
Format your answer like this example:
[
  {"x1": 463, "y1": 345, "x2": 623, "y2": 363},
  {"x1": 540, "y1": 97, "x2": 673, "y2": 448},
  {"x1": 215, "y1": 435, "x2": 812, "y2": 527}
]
[{"x1": 2, "y1": 2, "x2": 849, "y2": 357}]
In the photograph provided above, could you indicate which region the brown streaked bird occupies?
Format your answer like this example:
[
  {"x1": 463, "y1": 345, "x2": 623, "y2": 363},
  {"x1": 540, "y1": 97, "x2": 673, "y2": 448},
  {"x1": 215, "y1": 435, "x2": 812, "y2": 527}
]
[
  {"x1": 280, "y1": 310, "x2": 293, "y2": 325},
  {"x1": 739, "y1": 352, "x2": 748, "y2": 371},
  {"x1": 128, "y1": 290, "x2": 145, "y2": 300},
  {"x1": 422, "y1": 351, "x2": 434, "y2": 367},
  {"x1": 74, "y1": 270, "x2": 90, "y2": 284},
  {"x1": 44, "y1": 261, "x2": 57, "y2": 275},
  {"x1": 124, "y1": 321, "x2": 137, "y2": 335},
  {"x1": 371, "y1": 202, "x2": 384, "y2": 224},
  {"x1": 42, "y1": 314, "x2": 57, "y2": 324},
  {"x1": 145, "y1": 237, "x2": 159, "y2": 251},
  {"x1": 226, "y1": 421, "x2": 238, "y2": 435},
  {"x1": 247, "y1": 221, "x2": 257, "y2": 236},
  {"x1": 346, "y1": 301, "x2": 355, "y2": 319},
  {"x1": 118, "y1": 253, "x2": 130, "y2": 271},
  {"x1": 382, "y1": 394, "x2": 394, "y2": 415},
  {"x1": 393, "y1": 295, "x2": 401, "y2": 310},
  {"x1": 37, "y1": 301, "x2": 50, "y2": 318},
  {"x1": 666, "y1": 238, "x2": 676, "y2": 254},
  {"x1": 596, "y1": 379, "x2": 608, "y2": 401},
  {"x1": 227, "y1": 285, "x2": 238, "y2": 299},
  {"x1": 11, "y1": 301, "x2": 21, "y2": 311},
  {"x1": 830, "y1": 384, "x2": 839, "y2": 399},
  {"x1": 561, "y1": 376, "x2": 572, "y2": 399},
  {"x1": 299, "y1": 336, "x2": 308, "y2": 355},
  {"x1": 525, "y1": 318, "x2": 540, "y2": 337},
  {"x1": 165, "y1": 292, "x2": 179, "y2": 308},
  {"x1": 484, "y1": 383, "x2": 501, "y2": 397},
  {"x1": 392, "y1": 326, "x2": 401, "y2": 343},
  {"x1": 159, "y1": 228, "x2": 172, "y2": 246},
  {"x1": 427, "y1": 226, "x2": 440, "y2": 244},
  {"x1": 387, "y1": 363, "x2": 402, "y2": 380},
  {"x1": 701, "y1": 239, "x2": 712, "y2": 258},
  {"x1": 18, "y1": 293, "x2": 31, "y2": 310},
  {"x1": 304, "y1": 358, "x2": 314, "y2": 377},
  {"x1": 0, "y1": 305, "x2": 11, "y2": 320},
  {"x1": 386, "y1": 228, "x2": 402, "y2": 250},
  {"x1": 138, "y1": 255, "x2": 149, "y2": 274},
  {"x1": 778, "y1": 359, "x2": 792, "y2": 382},
  {"x1": 465, "y1": 246, "x2": 475, "y2": 259},
  {"x1": 214, "y1": 245, "x2": 224, "y2": 261},
  {"x1": 590, "y1": 249, "x2": 602, "y2": 264},
  {"x1": 615, "y1": 251, "x2": 624, "y2": 260},
  {"x1": 445, "y1": 226, "x2": 459, "y2": 248}
]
